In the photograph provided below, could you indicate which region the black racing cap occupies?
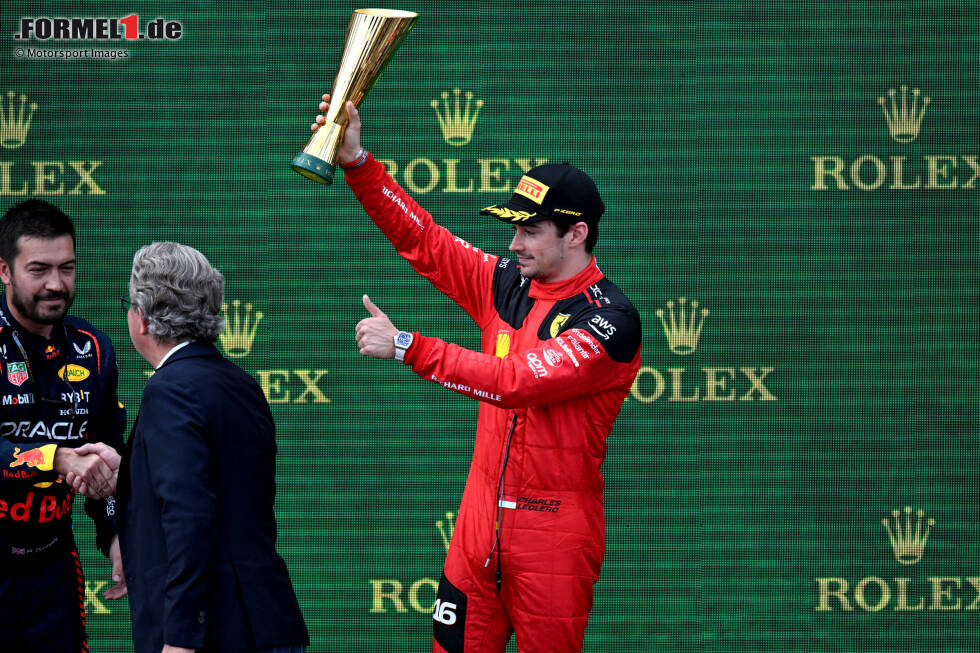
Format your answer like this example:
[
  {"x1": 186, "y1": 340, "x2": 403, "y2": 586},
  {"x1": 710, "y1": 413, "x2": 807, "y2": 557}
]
[{"x1": 480, "y1": 163, "x2": 605, "y2": 225}]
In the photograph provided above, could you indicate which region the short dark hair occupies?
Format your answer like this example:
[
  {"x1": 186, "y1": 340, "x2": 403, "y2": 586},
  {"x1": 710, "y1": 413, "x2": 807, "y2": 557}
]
[
  {"x1": 0, "y1": 199, "x2": 76, "y2": 264},
  {"x1": 553, "y1": 219, "x2": 599, "y2": 253}
]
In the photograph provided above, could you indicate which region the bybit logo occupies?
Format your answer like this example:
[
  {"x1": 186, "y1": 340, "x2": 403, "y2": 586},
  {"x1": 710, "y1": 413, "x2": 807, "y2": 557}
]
[
  {"x1": 377, "y1": 84, "x2": 547, "y2": 194},
  {"x1": 630, "y1": 297, "x2": 776, "y2": 402},
  {"x1": 815, "y1": 506, "x2": 980, "y2": 613},
  {"x1": 369, "y1": 511, "x2": 453, "y2": 614},
  {"x1": 218, "y1": 300, "x2": 263, "y2": 358},
  {"x1": 0, "y1": 91, "x2": 37, "y2": 149},
  {"x1": 0, "y1": 91, "x2": 105, "y2": 196},
  {"x1": 811, "y1": 85, "x2": 978, "y2": 191},
  {"x1": 431, "y1": 88, "x2": 483, "y2": 146}
]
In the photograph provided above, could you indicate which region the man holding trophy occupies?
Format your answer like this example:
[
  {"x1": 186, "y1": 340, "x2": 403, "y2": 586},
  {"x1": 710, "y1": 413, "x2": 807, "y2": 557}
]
[{"x1": 310, "y1": 95, "x2": 642, "y2": 651}]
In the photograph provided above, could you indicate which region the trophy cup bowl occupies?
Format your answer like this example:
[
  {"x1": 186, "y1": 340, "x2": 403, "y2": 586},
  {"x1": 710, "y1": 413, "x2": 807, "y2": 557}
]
[{"x1": 291, "y1": 8, "x2": 418, "y2": 184}]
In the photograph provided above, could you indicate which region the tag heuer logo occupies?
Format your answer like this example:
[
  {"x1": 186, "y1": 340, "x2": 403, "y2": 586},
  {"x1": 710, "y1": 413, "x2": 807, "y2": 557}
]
[{"x1": 6, "y1": 362, "x2": 29, "y2": 386}]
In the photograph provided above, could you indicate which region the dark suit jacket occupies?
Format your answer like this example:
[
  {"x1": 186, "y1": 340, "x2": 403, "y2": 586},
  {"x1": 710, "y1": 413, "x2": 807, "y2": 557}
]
[{"x1": 118, "y1": 342, "x2": 308, "y2": 653}]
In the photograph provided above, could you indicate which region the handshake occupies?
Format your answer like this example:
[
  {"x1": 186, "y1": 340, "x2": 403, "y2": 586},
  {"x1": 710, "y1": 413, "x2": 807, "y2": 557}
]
[{"x1": 53, "y1": 443, "x2": 120, "y2": 500}]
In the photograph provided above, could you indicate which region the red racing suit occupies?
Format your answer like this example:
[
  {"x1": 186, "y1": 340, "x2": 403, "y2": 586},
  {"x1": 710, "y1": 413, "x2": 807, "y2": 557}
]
[{"x1": 345, "y1": 155, "x2": 642, "y2": 652}]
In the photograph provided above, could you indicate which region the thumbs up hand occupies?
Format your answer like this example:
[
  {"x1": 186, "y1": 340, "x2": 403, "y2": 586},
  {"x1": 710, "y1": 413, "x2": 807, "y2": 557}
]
[{"x1": 356, "y1": 294, "x2": 399, "y2": 359}]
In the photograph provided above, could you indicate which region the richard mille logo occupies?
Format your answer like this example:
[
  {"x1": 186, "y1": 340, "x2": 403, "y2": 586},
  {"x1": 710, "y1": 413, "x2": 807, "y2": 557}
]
[
  {"x1": 630, "y1": 297, "x2": 776, "y2": 402},
  {"x1": 369, "y1": 511, "x2": 453, "y2": 615},
  {"x1": 0, "y1": 90, "x2": 105, "y2": 196},
  {"x1": 815, "y1": 506, "x2": 980, "y2": 612},
  {"x1": 811, "y1": 85, "x2": 978, "y2": 191}
]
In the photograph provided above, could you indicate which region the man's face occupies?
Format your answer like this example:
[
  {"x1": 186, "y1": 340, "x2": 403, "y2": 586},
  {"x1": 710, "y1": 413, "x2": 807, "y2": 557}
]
[
  {"x1": 0, "y1": 235, "x2": 76, "y2": 333},
  {"x1": 508, "y1": 221, "x2": 569, "y2": 282}
]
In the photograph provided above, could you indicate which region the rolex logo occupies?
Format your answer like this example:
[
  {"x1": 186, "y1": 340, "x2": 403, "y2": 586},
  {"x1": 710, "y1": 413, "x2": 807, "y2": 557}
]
[
  {"x1": 435, "y1": 511, "x2": 455, "y2": 553},
  {"x1": 878, "y1": 85, "x2": 930, "y2": 144},
  {"x1": 657, "y1": 297, "x2": 708, "y2": 355},
  {"x1": 218, "y1": 300, "x2": 263, "y2": 358},
  {"x1": 431, "y1": 88, "x2": 483, "y2": 147},
  {"x1": 882, "y1": 506, "x2": 935, "y2": 565},
  {"x1": 0, "y1": 91, "x2": 38, "y2": 149}
]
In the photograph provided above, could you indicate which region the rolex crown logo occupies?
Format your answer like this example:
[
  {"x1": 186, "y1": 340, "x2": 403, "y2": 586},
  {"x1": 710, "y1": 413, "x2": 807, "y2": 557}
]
[
  {"x1": 877, "y1": 85, "x2": 930, "y2": 144},
  {"x1": 218, "y1": 300, "x2": 263, "y2": 358},
  {"x1": 656, "y1": 297, "x2": 708, "y2": 355},
  {"x1": 0, "y1": 91, "x2": 38, "y2": 150},
  {"x1": 431, "y1": 88, "x2": 484, "y2": 147},
  {"x1": 435, "y1": 511, "x2": 455, "y2": 553},
  {"x1": 882, "y1": 506, "x2": 934, "y2": 565}
]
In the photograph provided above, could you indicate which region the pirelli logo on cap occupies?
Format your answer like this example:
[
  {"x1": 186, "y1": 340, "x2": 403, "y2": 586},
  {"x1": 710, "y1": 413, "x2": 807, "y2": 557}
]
[{"x1": 515, "y1": 176, "x2": 549, "y2": 204}]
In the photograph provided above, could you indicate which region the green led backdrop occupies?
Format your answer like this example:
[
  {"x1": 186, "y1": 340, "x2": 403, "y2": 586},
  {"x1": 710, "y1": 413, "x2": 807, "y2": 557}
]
[{"x1": 2, "y1": 1, "x2": 978, "y2": 651}]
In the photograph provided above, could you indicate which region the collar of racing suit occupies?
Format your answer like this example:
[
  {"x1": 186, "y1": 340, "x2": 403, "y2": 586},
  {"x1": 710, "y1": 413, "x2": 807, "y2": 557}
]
[{"x1": 527, "y1": 255, "x2": 604, "y2": 301}]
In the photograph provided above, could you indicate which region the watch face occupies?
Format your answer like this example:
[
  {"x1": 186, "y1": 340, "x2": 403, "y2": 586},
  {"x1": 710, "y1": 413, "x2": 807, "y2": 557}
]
[{"x1": 396, "y1": 332, "x2": 412, "y2": 348}]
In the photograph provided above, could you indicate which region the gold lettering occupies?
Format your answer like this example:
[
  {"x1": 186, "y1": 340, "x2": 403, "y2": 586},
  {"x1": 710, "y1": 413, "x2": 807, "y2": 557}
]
[
  {"x1": 0, "y1": 162, "x2": 29, "y2": 195},
  {"x1": 69, "y1": 161, "x2": 105, "y2": 195},
  {"x1": 84, "y1": 581, "x2": 111, "y2": 614},
  {"x1": 894, "y1": 578, "x2": 925, "y2": 611},
  {"x1": 256, "y1": 370, "x2": 290, "y2": 404},
  {"x1": 478, "y1": 158, "x2": 511, "y2": 192},
  {"x1": 850, "y1": 155, "x2": 886, "y2": 191},
  {"x1": 961, "y1": 155, "x2": 980, "y2": 189},
  {"x1": 630, "y1": 367, "x2": 665, "y2": 403},
  {"x1": 408, "y1": 577, "x2": 439, "y2": 613},
  {"x1": 368, "y1": 579, "x2": 407, "y2": 613},
  {"x1": 889, "y1": 156, "x2": 921, "y2": 190},
  {"x1": 443, "y1": 159, "x2": 474, "y2": 192},
  {"x1": 402, "y1": 158, "x2": 439, "y2": 194},
  {"x1": 811, "y1": 156, "x2": 847, "y2": 191},
  {"x1": 966, "y1": 577, "x2": 980, "y2": 610},
  {"x1": 741, "y1": 368, "x2": 776, "y2": 401},
  {"x1": 854, "y1": 576, "x2": 890, "y2": 612},
  {"x1": 815, "y1": 578, "x2": 852, "y2": 611},
  {"x1": 925, "y1": 155, "x2": 958, "y2": 190},
  {"x1": 669, "y1": 367, "x2": 698, "y2": 401},
  {"x1": 929, "y1": 577, "x2": 961, "y2": 610},
  {"x1": 378, "y1": 159, "x2": 398, "y2": 179},
  {"x1": 33, "y1": 161, "x2": 64, "y2": 195},
  {"x1": 294, "y1": 369, "x2": 330, "y2": 404},
  {"x1": 703, "y1": 368, "x2": 736, "y2": 401}
]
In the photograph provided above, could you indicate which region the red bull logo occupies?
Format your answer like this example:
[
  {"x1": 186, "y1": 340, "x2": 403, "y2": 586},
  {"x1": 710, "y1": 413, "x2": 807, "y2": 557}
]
[
  {"x1": 6, "y1": 362, "x2": 29, "y2": 386},
  {"x1": 44, "y1": 345, "x2": 59, "y2": 360},
  {"x1": 10, "y1": 446, "x2": 45, "y2": 468}
]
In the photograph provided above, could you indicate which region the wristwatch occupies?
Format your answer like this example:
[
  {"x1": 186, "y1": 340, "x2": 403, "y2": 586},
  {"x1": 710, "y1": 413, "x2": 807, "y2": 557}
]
[{"x1": 394, "y1": 331, "x2": 414, "y2": 362}]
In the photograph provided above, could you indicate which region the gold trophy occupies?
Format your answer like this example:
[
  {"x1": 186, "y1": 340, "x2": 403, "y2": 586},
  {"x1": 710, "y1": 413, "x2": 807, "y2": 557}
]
[{"x1": 291, "y1": 8, "x2": 418, "y2": 184}]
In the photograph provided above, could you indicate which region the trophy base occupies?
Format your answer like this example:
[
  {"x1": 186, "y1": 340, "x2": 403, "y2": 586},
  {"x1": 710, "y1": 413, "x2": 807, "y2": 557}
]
[{"x1": 291, "y1": 153, "x2": 336, "y2": 185}]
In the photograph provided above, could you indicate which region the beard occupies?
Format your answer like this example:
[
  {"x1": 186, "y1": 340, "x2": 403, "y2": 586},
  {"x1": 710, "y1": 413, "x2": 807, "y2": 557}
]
[{"x1": 10, "y1": 284, "x2": 74, "y2": 326}]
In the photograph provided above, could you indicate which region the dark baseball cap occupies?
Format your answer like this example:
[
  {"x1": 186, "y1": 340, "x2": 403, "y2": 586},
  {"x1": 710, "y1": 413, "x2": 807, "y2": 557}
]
[{"x1": 480, "y1": 163, "x2": 605, "y2": 225}]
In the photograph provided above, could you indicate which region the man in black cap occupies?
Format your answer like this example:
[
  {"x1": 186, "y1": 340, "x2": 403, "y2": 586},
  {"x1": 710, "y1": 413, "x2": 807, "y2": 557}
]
[{"x1": 315, "y1": 98, "x2": 641, "y2": 653}]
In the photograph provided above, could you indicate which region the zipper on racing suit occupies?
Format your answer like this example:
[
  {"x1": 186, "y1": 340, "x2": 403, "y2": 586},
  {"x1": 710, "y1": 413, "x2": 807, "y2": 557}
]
[{"x1": 484, "y1": 413, "x2": 518, "y2": 593}]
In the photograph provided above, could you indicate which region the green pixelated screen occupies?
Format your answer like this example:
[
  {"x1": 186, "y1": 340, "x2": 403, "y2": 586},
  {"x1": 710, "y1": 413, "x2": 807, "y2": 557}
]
[{"x1": 2, "y1": 1, "x2": 978, "y2": 651}]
